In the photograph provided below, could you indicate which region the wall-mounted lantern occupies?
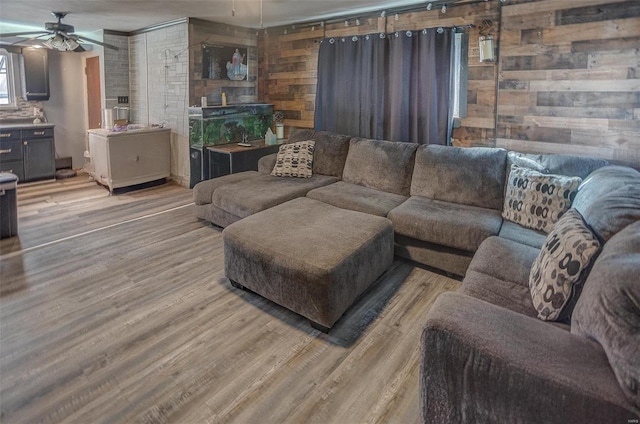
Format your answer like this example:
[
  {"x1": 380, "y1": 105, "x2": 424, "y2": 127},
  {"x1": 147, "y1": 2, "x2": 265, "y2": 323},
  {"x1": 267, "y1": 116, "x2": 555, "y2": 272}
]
[
  {"x1": 478, "y1": 35, "x2": 496, "y2": 62},
  {"x1": 479, "y1": 35, "x2": 495, "y2": 62}
]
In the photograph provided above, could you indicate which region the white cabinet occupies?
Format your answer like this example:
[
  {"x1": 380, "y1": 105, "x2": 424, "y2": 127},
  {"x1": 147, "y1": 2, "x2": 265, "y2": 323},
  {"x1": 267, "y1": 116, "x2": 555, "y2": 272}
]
[{"x1": 87, "y1": 128, "x2": 171, "y2": 193}]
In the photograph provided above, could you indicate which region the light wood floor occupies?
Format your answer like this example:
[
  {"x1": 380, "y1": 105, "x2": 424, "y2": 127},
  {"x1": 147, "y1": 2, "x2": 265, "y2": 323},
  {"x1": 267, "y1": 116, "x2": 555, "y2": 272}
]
[{"x1": 0, "y1": 174, "x2": 460, "y2": 424}]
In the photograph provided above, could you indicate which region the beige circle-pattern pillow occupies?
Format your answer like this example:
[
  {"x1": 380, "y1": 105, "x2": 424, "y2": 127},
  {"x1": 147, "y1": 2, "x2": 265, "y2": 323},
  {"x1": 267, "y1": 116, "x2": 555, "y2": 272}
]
[
  {"x1": 529, "y1": 209, "x2": 601, "y2": 322},
  {"x1": 271, "y1": 140, "x2": 315, "y2": 178},
  {"x1": 503, "y1": 165, "x2": 582, "y2": 233}
]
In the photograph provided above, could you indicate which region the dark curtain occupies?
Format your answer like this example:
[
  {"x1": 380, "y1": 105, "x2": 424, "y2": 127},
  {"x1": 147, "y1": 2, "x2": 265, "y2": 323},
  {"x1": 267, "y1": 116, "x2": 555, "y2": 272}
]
[{"x1": 315, "y1": 28, "x2": 452, "y2": 145}]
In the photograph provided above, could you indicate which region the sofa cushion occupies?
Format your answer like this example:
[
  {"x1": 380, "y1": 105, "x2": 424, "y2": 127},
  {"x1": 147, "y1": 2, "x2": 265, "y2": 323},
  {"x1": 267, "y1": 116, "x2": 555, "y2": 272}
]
[
  {"x1": 258, "y1": 153, "x2": 277, "y2": 174},
  {"x1": 498, "y1": 220, "x2": 546, "y2": 249},
  {"x1": 288, "y1": 128, "x2": 351, "y2": 178},
  {"x1": 572, "y1": 221, "x2": 640, "y2": 413},
  {"x1": 462, "y1": 236, "x2": 541, "y2": 317},
  {"x1": 342, "y1": 138, "x2": 418, "y2": 196},
  {"x1": 503, "y1": 165, "x2": 581, "y2": 233},
  {"x1": 193, "y1": 171, "x2": 259, "y2": 205},
  {"x1": 462, "y1": 270, "x2": 538, "y2": 318},
  {"x1": 306, "y1": 181, "x2": 408, "y2": 217},
  {"x1": 507, "y1": 151, "x2": 608, "y2": 180},
  {"x1": 467, "y1": 236, "x2": 540, "y2": 288},
  {"x1": 573, "y1": 166, "x2": 640, "y2": 242},
  {"x1": 271, "y1": 140, "x2": 315, "y2": 178},
  {"x1": 411, "y1": 145, "x2": 508, "y2": 210},
  {"x1": 529, "y1": 209, "x2": 601, "y2": 322},
  {"x1": 388, "y1": 196, "x2": 502, "y2": 252},
  {"x1": 212, "y1": 173, "x2": 339, "y2": 218}
]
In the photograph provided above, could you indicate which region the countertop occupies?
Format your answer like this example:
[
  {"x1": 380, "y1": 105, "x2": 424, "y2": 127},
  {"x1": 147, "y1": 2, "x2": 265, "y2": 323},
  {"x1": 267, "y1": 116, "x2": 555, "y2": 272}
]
[{"x1": 0, "y1": 123, "x2": 55, "y2": 130}]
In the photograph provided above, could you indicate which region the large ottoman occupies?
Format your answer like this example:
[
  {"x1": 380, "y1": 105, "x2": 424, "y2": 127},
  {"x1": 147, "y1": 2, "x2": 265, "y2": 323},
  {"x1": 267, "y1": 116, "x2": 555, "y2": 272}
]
[{"x1": 223, "y1": 197, "x2": 394, "y2": 332}]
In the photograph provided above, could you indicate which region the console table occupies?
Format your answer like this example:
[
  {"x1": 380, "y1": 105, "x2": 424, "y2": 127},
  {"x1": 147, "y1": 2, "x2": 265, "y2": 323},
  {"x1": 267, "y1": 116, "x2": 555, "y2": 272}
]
[
  {"x1": 87, "y1": 127, "x2": 170, "y2": 193},
  {"x1": 188, "y1": 103, "x2": 274, "y2": 187},
  {"x1": 207, "y1": 140, "x2": 285, "y2": 179}
]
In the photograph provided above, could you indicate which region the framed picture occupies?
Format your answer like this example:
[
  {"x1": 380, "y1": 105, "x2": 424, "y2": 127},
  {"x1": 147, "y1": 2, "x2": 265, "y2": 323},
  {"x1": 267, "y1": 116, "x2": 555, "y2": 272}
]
[{"x1": 202, "y1": 44, "x2": 248, "y2": 81}]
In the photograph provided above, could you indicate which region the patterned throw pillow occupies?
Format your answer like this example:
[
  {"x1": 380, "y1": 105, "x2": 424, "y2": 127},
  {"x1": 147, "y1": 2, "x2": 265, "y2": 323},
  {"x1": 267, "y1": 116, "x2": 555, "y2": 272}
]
[
  {"x1": 502, "y1": 165, "x2": 581, "y2": 233},
  {"x1": 271, "y1": 140, "x2": 315, "y2": 178},
  {"x1": 529, "y1": 209, "x2": 601, "y2": 322}
]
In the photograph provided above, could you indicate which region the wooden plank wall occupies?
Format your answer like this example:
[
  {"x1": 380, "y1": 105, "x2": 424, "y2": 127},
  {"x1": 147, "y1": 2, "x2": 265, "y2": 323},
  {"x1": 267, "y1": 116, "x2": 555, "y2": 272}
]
[
  {"x1": 497, "y1": 0, "x2": 640, "y2": 168},
  {"x1": 257, "y1": 27, "x2": 323, "y2": 130},
  {"x1": 258, "y1": 0, "x2": 639, "y2": 168},
  {"x1": 189, "y1": 19, "x2": 258, "y2": 107},
  {"x1": 257, "y1": 1, "x2": 501, "y2": 140}
]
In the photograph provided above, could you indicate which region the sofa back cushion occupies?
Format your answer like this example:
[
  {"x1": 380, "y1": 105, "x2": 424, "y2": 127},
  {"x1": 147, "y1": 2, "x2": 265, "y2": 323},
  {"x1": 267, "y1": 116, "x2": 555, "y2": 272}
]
[
  {"x1": 287, "y1": 127, "x2": 316, "y2": 143},
  {"x1": 572, "y1": 166, "x2": 640, "y2": 243},
  {"x1": 342, "y1": 137, "x2": 418, "y2": 196},
  {"x1": 288, "y1": 128, "x2": 351, "y2": 178},
  {"x1": 571, "y1": 221, "x2": 640, "y2": 412},
  {"x1": 507, "y1": 151, "x2": 608, "y2": 180},
  {"x1": 411, "y1": 145, "x2": 508, "y2": 210}
]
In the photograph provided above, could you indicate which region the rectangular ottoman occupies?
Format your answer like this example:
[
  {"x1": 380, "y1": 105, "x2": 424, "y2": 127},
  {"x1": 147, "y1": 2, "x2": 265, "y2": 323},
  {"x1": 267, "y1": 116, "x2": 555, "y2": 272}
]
[{"x1": 223, "y1": 197, "x2": 394, "y2": 332}]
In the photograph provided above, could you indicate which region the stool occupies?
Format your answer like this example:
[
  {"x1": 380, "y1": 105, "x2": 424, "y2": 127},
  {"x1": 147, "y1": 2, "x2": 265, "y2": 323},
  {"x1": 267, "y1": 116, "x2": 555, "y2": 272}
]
[{"x1": 223, "y1": 197, "x2": 394, "y2": 332}]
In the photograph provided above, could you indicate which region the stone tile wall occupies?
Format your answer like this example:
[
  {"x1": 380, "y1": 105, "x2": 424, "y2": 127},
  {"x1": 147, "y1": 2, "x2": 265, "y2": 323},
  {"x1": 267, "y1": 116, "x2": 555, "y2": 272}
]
[
  {"x1": 129, "y1": 22, "x2": 190, "y2": 186},
  {"x1": 104, "y1": 33, "x2": 130, "y2": 109}
]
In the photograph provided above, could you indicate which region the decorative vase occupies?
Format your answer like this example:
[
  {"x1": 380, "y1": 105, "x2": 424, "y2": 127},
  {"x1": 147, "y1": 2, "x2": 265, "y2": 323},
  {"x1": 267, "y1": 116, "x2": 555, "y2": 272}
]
[{"x1": 276, "y1": 123, "x2": 284, "y2": 139}]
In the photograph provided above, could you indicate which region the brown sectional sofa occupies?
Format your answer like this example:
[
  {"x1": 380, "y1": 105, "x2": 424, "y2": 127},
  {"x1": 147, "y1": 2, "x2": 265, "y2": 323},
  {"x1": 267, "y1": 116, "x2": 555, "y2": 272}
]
[{"x1": 193, "y1": 128, "x2": 640, "y2": 421}]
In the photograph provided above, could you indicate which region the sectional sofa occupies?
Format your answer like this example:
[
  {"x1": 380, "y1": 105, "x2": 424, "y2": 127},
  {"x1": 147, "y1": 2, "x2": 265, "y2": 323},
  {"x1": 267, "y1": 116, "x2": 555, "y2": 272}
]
[{"x1": 193, "y1": 128, "x2": 640, "y2": 422}]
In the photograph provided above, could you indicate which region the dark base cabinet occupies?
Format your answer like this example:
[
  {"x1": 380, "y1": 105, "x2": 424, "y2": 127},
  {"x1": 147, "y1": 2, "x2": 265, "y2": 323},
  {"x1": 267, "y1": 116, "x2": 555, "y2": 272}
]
[
  {"x1": 24, "y1": 138, "x2": 55, "y2": 180},
  {"x1": 189, "y1": 145, "x2": 210, "y2": 188},
  {"x1": 0, "y1": 126, "x2": 55, "y2": 182}
]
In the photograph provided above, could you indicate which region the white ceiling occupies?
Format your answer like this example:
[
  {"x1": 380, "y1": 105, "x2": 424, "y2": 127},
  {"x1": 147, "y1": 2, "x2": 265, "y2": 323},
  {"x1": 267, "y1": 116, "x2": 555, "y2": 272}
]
[{"x1": 0, "y1": 0, "x2": 426, "y2": 36}]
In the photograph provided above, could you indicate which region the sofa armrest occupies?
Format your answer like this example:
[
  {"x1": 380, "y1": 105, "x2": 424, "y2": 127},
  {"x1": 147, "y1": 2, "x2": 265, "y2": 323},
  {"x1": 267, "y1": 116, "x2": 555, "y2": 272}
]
[
  {"x1": 258, "y1": 153, "x2": 277, "y2": 174},
  {"x1": 420, "y1": 292, "x2": 637, "y2": 424}
]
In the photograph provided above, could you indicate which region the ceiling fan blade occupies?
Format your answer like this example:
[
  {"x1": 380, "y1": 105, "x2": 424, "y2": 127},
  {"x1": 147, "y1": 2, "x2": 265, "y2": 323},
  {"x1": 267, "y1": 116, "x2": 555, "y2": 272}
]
[
  {"x1": 11, "y1": 33, "x2": 50, "y2": 46},
  {"x1": 74, "y1": 35, "x2": 119, "y2": 51},
  {"x1": 73, "y1": 44, "x2": 86, "y2": 52},
  {"x1": 0, "y1": 31, "x2": 50, "y2": 38}
]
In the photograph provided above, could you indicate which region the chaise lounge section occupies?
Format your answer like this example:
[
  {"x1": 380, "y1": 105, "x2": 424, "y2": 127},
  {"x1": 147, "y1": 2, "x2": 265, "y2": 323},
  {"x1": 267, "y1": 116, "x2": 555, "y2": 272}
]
[{"x1": 193, "y1": 129, "x2": 350, "y2": 227}]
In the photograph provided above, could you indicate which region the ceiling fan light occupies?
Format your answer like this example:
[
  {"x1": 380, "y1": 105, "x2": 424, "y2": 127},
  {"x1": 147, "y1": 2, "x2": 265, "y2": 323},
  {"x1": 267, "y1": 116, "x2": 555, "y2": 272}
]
[
  {"x1": 42, "y1": 33, "x2": 79, "y2": 51},
  {"x1": 42, "y1": 34, "x2": 63, "y2": 49},
  {"x1": 65, "y1": 38, "x2": 79, "y2": 51}
]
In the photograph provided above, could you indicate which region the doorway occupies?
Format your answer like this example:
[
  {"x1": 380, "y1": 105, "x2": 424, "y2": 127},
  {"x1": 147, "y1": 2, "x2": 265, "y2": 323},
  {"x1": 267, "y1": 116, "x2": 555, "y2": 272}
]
[{"x1": 86, "y1": 56, "x2": 101, "y2": 129}]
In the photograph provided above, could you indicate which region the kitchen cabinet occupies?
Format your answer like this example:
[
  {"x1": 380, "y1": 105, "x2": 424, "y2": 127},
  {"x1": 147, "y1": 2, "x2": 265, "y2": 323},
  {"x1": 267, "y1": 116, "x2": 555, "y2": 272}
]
[
  {"x1": 0, "y1": 125, "x2": 55, "y2": 182},
  {"x1": 23, "y1": 48, "x2": 50, "y2": 101},
  {"x1": 24, "y1": 136, "x2": 55, "y2": 180},
  {"x1": 87, "y1": 127, "x2": 171, "y2": 193}
]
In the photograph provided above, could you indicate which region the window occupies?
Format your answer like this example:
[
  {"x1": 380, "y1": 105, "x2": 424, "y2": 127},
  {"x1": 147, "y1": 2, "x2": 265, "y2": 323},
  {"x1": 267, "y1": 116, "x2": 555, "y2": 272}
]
[
  {"x1": 451, "y1": 31, "x2": 468, "y2": 119},
  {"x1": 0, "y1": 49, "x2": 16, "y2": 108}
]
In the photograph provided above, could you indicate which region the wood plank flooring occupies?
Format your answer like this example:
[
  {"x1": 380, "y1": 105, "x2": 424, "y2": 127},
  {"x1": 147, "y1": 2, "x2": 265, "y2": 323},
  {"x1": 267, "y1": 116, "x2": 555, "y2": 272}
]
[{"x1": 0, "y1": 175, "x2": 460, "y2": 424}]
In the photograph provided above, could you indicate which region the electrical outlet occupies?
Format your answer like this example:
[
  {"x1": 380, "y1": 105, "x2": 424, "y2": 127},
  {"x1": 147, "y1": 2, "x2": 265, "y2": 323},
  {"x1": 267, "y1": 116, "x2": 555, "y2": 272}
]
[{"x1": 117, "y1": 96, "x2": 129, "y2": 104}]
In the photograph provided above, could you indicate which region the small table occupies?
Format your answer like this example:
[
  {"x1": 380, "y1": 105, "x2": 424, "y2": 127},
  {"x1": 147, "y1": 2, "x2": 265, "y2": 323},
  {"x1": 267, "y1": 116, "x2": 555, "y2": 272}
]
[
  {"x1": 207, "y1": 140, "x2": 286, "y2": 179},
  {"x1": 223, "y1": 197, "x2": 394, "y2": 332}
]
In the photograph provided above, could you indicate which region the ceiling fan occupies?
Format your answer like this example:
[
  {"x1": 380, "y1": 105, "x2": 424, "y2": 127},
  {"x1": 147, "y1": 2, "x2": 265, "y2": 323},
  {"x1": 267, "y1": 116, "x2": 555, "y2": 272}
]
[{"x1": 0, "y1": 12, "x2": 119, "y2": 52}]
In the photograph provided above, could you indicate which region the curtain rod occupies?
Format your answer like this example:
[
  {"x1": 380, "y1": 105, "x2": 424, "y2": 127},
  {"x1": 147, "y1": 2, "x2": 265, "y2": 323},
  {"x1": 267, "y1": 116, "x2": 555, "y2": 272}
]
[
  {"x1": 311, "y1": 24, "x2": 473, "y2": 43},
  {"x1": 262, "y1": 0, "x2": 495, "y2": 31}
]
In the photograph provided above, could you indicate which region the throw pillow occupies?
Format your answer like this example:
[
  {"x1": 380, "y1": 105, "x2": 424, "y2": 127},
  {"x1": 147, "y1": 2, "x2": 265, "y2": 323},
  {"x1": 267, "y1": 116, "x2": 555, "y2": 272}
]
[
  {"x1": 502, "y1": 165, "x2": 581, "y2": 233},
  {"x1": 271, "y1": 140, "x2": 315, "y2": 178},
  {"x1": 529, "y1": 209, "x2": 601, "y2": 322}
]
